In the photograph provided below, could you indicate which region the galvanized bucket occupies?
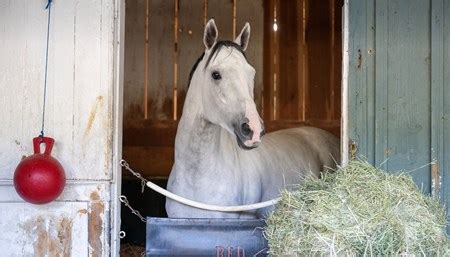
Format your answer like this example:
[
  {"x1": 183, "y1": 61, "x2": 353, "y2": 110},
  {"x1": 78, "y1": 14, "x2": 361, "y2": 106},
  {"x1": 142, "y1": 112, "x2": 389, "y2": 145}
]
[{"x1": 146, "y1": 217, "x2": 268, "y2": 256}]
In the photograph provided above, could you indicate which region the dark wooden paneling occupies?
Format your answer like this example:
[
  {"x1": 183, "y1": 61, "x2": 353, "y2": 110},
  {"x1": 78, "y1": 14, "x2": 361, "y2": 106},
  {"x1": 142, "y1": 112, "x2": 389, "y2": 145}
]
[
  {"x1": 123, "y1": 146, "x2": 175, "y2": 178},
  {"x1": 278, "y1": 0, "x2": 300, "y2": 120},
  {"x1": 177, "y1": 0, "x2": 205, "y2": 119},
  {"x1": 263, "y1": 0, "x2": 341, "y2": 122},
  {"x1": 208, "y1": 0, "x2": 233, "y2": 40},
  {"x1": 148, "y1": 0, "x2": 175, "y2": 120},
  {"x1": 306, "y1": 0, "x2": 332, "y2": 120},
  {"x1": 124, "y1": 0, "x2": 146, "y2": 121},
  {"x1": 263, "y1": 0, "x2": 279, "y2": 120}
]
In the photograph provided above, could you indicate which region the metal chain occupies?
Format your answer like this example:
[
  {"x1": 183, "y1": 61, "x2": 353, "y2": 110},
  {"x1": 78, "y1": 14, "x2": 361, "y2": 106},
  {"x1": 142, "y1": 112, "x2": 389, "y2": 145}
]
[
  {"x1": 120, "y1": 160, "x2": 148, "y2": 193},
  {"x1": 119, "y1": 160, "x2": 150, "y2": 223},
  {"x1": 119, "y1": 195, "x2": 147, "y2": 223}
]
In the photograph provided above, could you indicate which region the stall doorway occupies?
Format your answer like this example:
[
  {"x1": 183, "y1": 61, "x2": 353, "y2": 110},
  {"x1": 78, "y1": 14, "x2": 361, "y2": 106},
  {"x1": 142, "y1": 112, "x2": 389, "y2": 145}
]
[{"x1": 120, "y1": 0, "x2": 343, "y2": 252}]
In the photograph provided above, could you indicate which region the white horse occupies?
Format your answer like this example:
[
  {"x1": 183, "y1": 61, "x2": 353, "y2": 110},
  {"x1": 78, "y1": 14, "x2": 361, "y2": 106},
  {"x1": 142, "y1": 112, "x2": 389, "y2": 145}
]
[{"x1": 166, "y1": 19, "x2": 340, "y2": 219}]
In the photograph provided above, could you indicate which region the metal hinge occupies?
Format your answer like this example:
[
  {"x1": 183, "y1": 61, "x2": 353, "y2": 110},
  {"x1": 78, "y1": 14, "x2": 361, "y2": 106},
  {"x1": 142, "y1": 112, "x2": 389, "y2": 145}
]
[
  {"x1": 431, "y1": 161, "x2": 441, "y2": 198},
  {"x1": 349, "y1": 140, "x2": 358, "y2": 161}
]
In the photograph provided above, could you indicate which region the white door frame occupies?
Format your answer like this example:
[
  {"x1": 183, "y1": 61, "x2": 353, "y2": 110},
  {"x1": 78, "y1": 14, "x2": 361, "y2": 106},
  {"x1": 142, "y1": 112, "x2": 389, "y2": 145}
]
[
  {"x1": 341, "y1": 0, "x2": 350, "y2": 165},
  {"x1": 111, "y1": 0, "x2": 125, "y2": 256}
]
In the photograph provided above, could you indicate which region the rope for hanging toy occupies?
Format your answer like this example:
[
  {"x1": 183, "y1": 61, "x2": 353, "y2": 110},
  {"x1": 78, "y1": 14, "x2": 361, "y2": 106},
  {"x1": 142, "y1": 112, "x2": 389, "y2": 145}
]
[
  {"x1": 40, "y1": 0, "x2": 53, "y2": 138},
  {"x1": 120, "y1": 160, "x2": 281, "y2": 212}
]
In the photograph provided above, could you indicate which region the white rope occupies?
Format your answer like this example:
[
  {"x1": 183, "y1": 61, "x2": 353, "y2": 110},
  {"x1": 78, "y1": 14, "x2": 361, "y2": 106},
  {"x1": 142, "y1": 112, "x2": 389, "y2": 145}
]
[
  {"x1": 120, "y1": 160, "x2": 280, "y2": 212},
  {"x1": 146, "y1": 180, "x2": 280, "y2": 212}
]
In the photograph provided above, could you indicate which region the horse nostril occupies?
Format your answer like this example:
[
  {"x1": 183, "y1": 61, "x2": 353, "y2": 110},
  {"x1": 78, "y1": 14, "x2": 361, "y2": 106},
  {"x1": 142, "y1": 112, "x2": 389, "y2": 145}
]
[{"x1": 241, "y1": 123, "x2": 252, "y2": 136}]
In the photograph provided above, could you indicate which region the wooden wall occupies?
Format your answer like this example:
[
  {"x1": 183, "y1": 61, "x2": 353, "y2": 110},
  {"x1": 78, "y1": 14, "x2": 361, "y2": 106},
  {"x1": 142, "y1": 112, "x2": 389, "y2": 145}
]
[
  {"x1": 0, "y1": 0, "x2": 121, "y2": 255},
  {"x1": 123, "y1": 0, "x2": 342, "y2": 178},
  {"x1": 346, "y1": 0, "x2": 450, "y2": 233}
]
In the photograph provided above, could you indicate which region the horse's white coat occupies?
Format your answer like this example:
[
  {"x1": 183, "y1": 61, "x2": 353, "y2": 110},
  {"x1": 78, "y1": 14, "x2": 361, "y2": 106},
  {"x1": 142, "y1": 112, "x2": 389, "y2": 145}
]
[{"x1": 166, "y1": 20, "x2": 340, "y2": 219}]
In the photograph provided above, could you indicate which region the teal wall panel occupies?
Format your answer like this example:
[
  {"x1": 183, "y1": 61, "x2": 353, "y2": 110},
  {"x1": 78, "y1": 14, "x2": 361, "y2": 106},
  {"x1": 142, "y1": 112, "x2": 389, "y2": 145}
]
[
  {"x1": 442, "y1": 0, "x2": 450, "y2": 234},
  {"x1": 347, "y1": 0, "x2": 450, "y2": 232}
]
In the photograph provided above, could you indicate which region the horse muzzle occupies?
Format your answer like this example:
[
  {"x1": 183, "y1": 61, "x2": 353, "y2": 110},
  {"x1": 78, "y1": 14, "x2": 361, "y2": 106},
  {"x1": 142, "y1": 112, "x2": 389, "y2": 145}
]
[{"x1": 233, "y1": 118, "x2": 265, "y2": 150}]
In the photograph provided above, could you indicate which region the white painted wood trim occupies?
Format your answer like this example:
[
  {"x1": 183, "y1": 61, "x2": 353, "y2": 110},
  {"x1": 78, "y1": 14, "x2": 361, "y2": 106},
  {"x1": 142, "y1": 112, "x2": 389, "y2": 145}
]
[
  {"x1": 341, "y1": 0, "x2": 350, "y2": 165},
  {"x1": 110, "y1": 0, "x2": 125, "y2": 256}
]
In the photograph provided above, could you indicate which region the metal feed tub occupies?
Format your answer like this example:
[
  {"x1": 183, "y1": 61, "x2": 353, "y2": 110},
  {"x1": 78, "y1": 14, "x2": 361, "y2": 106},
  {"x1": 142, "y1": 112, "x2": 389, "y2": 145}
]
[{"x1": 146, "y1": 218, "x2": 268, "y2": 256}]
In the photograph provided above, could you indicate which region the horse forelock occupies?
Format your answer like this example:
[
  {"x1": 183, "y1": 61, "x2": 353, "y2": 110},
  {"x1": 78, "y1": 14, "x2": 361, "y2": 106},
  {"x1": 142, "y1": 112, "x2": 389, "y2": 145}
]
[{"x1": 187, "y1": 41, "x2": 247, "y2": 88}]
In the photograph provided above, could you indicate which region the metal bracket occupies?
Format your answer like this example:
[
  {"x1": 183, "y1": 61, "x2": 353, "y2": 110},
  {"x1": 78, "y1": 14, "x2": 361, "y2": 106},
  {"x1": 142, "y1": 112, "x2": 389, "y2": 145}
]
[{"x1": 349, "y1": 140, "x2": 358, "y2": 160}]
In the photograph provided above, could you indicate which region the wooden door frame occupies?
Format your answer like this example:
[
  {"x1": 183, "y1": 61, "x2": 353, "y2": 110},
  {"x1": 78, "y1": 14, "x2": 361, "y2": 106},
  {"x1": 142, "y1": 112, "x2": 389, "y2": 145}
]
[
  {"x1": 341, "y1": 0, "x2": 349, "y2": 165},
  {"x1": 111, "y1": 0, "x2": 125, "y2": 256}
]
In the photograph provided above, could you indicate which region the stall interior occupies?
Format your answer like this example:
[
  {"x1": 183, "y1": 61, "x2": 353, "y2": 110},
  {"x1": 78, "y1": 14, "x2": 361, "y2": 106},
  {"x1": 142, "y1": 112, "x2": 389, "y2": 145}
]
[{"x1": 120, "y1": 0, "x2": 343, "y2": 249}]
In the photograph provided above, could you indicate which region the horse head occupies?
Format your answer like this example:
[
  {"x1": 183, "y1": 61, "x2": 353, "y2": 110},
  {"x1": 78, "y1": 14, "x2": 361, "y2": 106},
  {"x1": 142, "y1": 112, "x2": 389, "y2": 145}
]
[{"x1": 190, "y1": 19, "x2": 265, "y2": 149}]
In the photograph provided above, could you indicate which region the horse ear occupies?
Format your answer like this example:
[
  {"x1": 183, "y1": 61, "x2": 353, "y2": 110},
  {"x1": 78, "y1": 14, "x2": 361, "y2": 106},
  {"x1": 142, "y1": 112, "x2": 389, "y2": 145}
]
[
  {"x1": 203, "y1": 19, "x2": 218, "y2": 50},
  {"x1": 234, "y1": 22, "x2": 251, "y2": 51}
]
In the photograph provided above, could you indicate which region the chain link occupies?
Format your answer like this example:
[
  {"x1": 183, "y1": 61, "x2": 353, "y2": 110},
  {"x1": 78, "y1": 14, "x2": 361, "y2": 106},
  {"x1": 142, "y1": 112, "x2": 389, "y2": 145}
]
[
  {"x1": 119, "y1": 160, "x2": 149, "y2": 223},
  {"x1": 121, "y1": 160, "x2": 148, "y2": 193},
  {"x1": 119, "y1": 195, "x2": 147, "y2": 223}
]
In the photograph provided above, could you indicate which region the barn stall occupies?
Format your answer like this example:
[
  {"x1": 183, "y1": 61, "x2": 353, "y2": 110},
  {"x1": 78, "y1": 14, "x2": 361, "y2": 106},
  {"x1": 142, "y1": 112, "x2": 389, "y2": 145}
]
[
  {"x1": 120, "y1": 0, "x2": 342, "y2": 252},
  {"x1": 0, "y1": 0, "x2": 449, "y2": 256}
]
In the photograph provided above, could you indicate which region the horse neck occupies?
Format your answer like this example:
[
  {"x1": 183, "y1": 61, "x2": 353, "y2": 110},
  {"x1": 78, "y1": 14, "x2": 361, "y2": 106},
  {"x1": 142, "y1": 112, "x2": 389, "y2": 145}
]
[{"x1": 174, "y1": 87, "x2": 238, "y2": 176}]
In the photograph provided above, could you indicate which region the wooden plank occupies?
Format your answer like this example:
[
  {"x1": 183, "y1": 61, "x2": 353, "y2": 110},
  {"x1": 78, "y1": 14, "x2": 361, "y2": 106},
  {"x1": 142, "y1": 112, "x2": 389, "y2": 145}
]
[
  {"x1": 278, "y1": 0, "x2": 300, "y2": 120},
  {"x1": 374, "y1": 0, "x2": 388, "y2": 168},
  {"x1": 177, "y1": 0, "x2": 205, "y2": 119},
  {"x1": 0, "y1": 0, "x2": 115, "y2": 180},
  {"x1": 384, "y1": 0, "x2": 431, "y2": 191},
  {"x1": 123, "y1": 121, "x2": 178, "y2": 147},
  {"x1": 208, "y1": 0, "x2": 233, "y2": 40},
  {"x1": 430, "y1": 0, "x2": 444, "y2": 198},
  {"x1": 263, "y1": 0, "x2": 280, "y2": 120},
  {"x1": 123, "y1": 0, "x2": 146, "y2": 121},
  {"x1": 237, "y1": 0, "x2": 264, "y2": 112},
  {"x1": 148, "y1": 0, "x2": 175, "y2": 120},
  {"x1": 0, "y1": 202, "x2": 89, "y2": 257},
  {"x1": 297, "y1": 0, "x2": 308, "y2": 121},
  {"x1": 110, "y1": 1, "x2": 125, "y2": 254},
  {"x1": 347, "y1": 0, "x2": 372, "y2": 160},
  {"x1": 0, "y1": 182, "x2": 111, "y2": 203},
  {"x1": 0, "y1": 0, "x2": 48, "y2": 179},
  {"x1": 442, "y1": 0, "x2": 450, "y2": 234},
  {"x1": 0, "y1": 183, "x2": 111, "y2": 256},
  {"x1": 306, "y1": 0, "x2": 332, "y2": 120},
  {"x1": 123, "y1": 146, "x2": 174, "y2": 178},
  {"x1": 71, "y1": 0, "x2": 115, "y2": 180},
  {"x1": 365, "y1": 0, "x2": 376, "y2": 164},
  {"x1": 331, "y1": 0, "x2": 344, "y2": 121},
  {"x1": 341, "y1": 0, "x2": 349, "y2": 163}
]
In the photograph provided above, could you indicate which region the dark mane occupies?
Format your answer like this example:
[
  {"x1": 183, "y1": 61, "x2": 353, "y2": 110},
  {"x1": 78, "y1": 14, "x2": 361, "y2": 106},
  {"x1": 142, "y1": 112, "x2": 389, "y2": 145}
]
[
  {"x1": 188, "y1": 52, "x2": 205, "y2": 87},
  {"x1": 187, "y1": 40, "x2": 247, "y2": 88}
]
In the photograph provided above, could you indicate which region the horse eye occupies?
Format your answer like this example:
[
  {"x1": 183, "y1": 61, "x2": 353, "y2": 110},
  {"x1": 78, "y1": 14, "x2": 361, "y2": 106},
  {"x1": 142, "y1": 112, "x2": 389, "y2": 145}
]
[{"x1": 211, "y1": 71, "x2": 222, "y2": 80}]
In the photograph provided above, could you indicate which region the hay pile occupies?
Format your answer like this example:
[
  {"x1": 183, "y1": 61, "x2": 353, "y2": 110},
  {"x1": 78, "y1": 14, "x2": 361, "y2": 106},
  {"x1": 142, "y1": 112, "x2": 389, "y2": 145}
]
[{"x1": 264, "y1": 161, "x2": 449, "y2": 256}]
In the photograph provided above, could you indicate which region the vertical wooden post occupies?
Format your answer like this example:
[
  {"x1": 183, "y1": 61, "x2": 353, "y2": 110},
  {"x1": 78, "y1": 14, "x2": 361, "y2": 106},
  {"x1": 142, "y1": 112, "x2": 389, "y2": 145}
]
[
  {"x1": 263, "y1": 0, "x2": 280, "y2": 121},
  {"x1": 144, "y1": 0, "x2": 150, "y2": 119},
  {"x1": 173, "y1": 0, "x2": 179, "y2": 120},
  {"x1": 278, "y1": 0, "x2": 300, "y2": 120},
  {"x1": 297, "y1": 0, "x2": 307, "y2": 121},
  {"x1": 233, "y1": 0, "x2": 237, "y2": 38}
]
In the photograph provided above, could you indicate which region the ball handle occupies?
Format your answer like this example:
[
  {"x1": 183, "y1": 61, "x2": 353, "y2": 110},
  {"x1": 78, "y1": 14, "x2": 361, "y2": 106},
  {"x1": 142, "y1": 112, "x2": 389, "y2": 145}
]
[{"x1": 33, "y1": 136, "x2": 54, "y2": 155}]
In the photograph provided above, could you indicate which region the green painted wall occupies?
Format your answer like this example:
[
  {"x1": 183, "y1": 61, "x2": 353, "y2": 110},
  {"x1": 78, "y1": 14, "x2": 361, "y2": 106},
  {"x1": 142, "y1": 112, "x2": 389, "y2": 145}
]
[{"x1": 347, "y1": 0, "x2": 450, "y2": 233}]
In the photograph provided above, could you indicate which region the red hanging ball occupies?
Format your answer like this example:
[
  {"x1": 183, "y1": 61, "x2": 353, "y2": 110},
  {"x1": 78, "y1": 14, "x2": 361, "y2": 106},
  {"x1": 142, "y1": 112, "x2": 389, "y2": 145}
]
[{"x1": 14, "y1": 137, "x2": 66, "y2": 204}]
